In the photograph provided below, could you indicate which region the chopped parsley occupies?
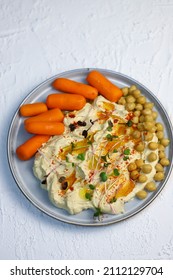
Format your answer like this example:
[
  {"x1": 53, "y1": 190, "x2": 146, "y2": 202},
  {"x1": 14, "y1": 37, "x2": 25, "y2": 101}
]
[
  {"x1": 104, "y1": 162, "x2": 111, "y2": 167},
  {"x1": 113, "y1": 149, "x2": 118, "y2": 153},
  {"x1": 113, "y1": 168, "x2": 120, "y2": 176},
  {"x1": 71, "y1": 142, "x2": 75, "y2": 150},
  {"x1": 126, "y1": 120, "x2": 133, "y2": 127},
  {"x1": 124, "y1": 148, "x2": 130, "y2": 155},
  {"x1": 77, "y1": 153, "x2": 85, "y2": 161},
  {"x1": 85, "y1": 192, "x2": 92, "y2": 200},
  {"x1": 88, "y1": 184, "x2": 95, "y2": 190},
  {"x1": 110, "y1": 197, "x2": 117, "y2": 203},
  {"x1": 100, "y1": 172, "x2": 108, "y2": 182},
  {"x1": 123, "y1": 156, "x2": 129, "y2": 161},
  {"x1": 106, "y1": 134, "x2": 118, "y2": 141},
  {"x1": 65, "y1": 156, "x2": 69, "y2": 162},
  {"x1": 94, "y1": 207, "x2": 102, "y2": 217},
  {"x1": 107, "y1": 126, "x2": 112, "y2": 131},
  {"x1": 101, "y1": 155, "x2": 107, "y2": 162}
]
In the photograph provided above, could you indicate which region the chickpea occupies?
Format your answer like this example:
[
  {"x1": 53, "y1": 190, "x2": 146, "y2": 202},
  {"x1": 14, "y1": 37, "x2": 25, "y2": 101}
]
[
  {"x1": 136, "y1": 190, "x2": 148, "y2": 200},
  {"x1": 128, "y1": 162, "x2": 137, "y2": 172},
  {"x1": 160, "y1": 157, "x2": 170, "y2": 166},
  {"x1": 150, "y1": 126, "x2": 157, "y2": 133},
  {"x1": 152, "y1": 111, "x2": 158, "y2": 120},
  {"x1": 137, "y1": 96, "x2": 146, "y2": 105},
  {"x1": 144, "y1": 132, "x2": 153, "y2": 141},
  {"x1": 158, "y1": 144, "x2": 165, "y2": 151},
  {"x1": 144, "y1": 182, "x2": 156, "y2": 192},
  {"x1": 139, "y1": 115, "x2": 145, "y2": 122},
  {"x1": 159, "y1": 151, "x2": 166, "y2": 159},
  {"x1": 144, "y1": 102, "x2": 154, "y2": 109},
  {"x1": 126, "y1": 95, "x2": 136, "y2": 103},
  {"x1": 125, "y1": 103, "x2": 136, "y2": 111},
  {"x1": 122, "y1": 87, "x2": 129, "y2": 96},
  {"x1": 156, "y1": 131, "x2": 164, "y2": 140},
  {"x1": 147, "y1": 152, "x2": 157, "y2": 162},
  {"x1": 137, "y1": 123, "x2": 144, "y2": 131},
  {"x1": 129, "y1": 85, "x2": 137, "y2": 93},
  {"x1": 135, "y1": 142, "x2": 145, "y2": 152},
  {"x1": 132, "y1": 89, "x2": 141, "y2": 98},
  {"x1": 155, "y1": 163, "x2": 164, "y2": 172},
  {"x1": 135, "y1": 103, "x2": 143, "y2": 111},
  {"x1": 126, "y1": 127, "x2": 132, "y2": 135},
  {"x1": 142, "y1": 109, "x2": 152, "y2": 116},
  {"x1": 131, "y1": 116, "x2": 139, "y2": 124},
  {"x1": 148, "y1": 142, "x2": 158, "y2": 150},
  {"x1": 138, "y1": 174, "x2": 147, "y2": 183},
  {"x1": 141, "y1": 164, "x2": 152, "y2": 174},
  {"x1": 118, "y1": 96, "x2": 126, "y2": 105},
  {"x1": 130, "y1": 170, "x2": 139, "y2": 180},
  {"x1": 132, "y1": 130, "x2": 141, "y2": 139},
  {"x1": 155, "y1": 122, "x2": 164, "y2": 131},
  {"x1": 135, "y1": 158, "x2": 144, "y2": 168},
  {"x1": 154, "y1": 172, "x2": 164, "y2": 181},
  {"x1": 160, "y1": 138, "x2": 170, "y2": 147},
  {"x1": 144, "y1": 122, "x2": 154, "y2": 131},
  {"x1": 134, "y1": 110, "x2": 141, "y2": 117},
  {"x1": 144, "y1": 115, "x2": 153, "y2": 122}
]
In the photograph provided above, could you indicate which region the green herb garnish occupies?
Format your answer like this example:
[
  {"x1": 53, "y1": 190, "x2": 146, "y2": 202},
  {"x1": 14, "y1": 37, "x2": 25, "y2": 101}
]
[
  {"x1": 113, "y1": 149, "x2": 118, "y2": 153},
  {"x1": 85, "y1": 193, "x2": 92, "y2": 200},
  {"x1": 71, "y1": 142, "x2": 75, "y2": 150},
  {"x1": 100, "y1": 172, "x2": 108, "y2": 182},
  {"x1": 104, "y1": 162, "x2": 111, "y2": 167},
  {"x1": 106, "y1": 134, "x2": 113, "y2": 140},
  {"x1": 123, "y1": 156, "x2": 129, "y2": 161},
  {"x1": 88, "y1": 184, "x2": 95, "y2": 190},
  {"x1": 101, "y1": 155, "x2": 107, "y2": 162},
  {"x1": 107, "y1": 126, "x2": 112, "y2": 131},
  {"x1": 77, "y1": 153, "x2": 85, "y2": 161},
  {"x1": 110, "y1": 197, "x2": 117, "y2": 203},
  {"x1": 66, "y1": 156, "x2": 69, "y2": 162},
  {"x1": 94, "y1": 207, "x2": 102, "y2": 217},
  {"x1": 113, "y1": 168, "x2": 120, "y2": 176},
  {"x1": 126, "y1": 120, "x2": 132, "y2": 127},
  {"x1": 124, "y1": 148, "x2": 130, "y2": 155}
]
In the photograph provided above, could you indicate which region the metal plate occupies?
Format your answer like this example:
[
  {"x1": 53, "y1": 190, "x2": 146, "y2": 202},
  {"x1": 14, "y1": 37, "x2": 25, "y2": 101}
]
[{"x1": 7, "y1": 68, "x2": 173, "y2": 226}]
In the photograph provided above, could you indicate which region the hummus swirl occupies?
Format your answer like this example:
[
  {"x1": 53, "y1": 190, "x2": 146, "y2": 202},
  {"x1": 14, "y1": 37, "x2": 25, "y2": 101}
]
[{"x1": 33, "y1": 96, "x2": 158, "y2": 215}]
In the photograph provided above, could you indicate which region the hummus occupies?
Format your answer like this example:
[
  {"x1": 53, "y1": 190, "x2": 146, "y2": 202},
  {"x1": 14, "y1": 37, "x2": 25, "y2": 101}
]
[{"x1": 33, "y1": 96, "x2": 158, "y2": 215}]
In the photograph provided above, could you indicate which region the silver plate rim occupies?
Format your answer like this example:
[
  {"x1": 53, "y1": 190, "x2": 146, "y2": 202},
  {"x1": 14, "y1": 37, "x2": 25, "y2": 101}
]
[{"x1": 7, "y1": 68, "x2": 173, "y2": 226}]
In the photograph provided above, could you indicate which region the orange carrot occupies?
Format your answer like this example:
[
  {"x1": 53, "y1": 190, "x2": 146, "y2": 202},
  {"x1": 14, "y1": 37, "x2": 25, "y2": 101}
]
[
  {"x1": 25, "y1": 121, "x2": 65, "y2": 135},
  {"x1": 24, "y1": 108, "x2": 64, "y2": 125},
  {"x1": 16, "y1": 135, "x2": 50, "y2": 161},
  {"x1": 20, "y1": 102, "x2": 48, "y2": 117},
  {"x1": 52, "y1": 78, "x2": 98, "y2": 100},
  {"x1": 46, "y1": 93, "x2": 86, "y2": 110},
  {"x1": 86, "y1": 70, "x2": 123, "y2": 102}
]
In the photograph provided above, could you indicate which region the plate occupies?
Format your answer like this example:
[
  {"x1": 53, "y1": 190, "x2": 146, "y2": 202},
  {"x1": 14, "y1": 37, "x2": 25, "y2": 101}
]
[{"x1": 7, "y1": 68, "x2": 173, "y2": 226}]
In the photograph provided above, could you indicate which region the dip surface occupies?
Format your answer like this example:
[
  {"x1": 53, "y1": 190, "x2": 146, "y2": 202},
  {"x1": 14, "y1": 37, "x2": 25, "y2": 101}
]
[{"x1": 33, "y1": 96, "x2": 158, "y2": 215}]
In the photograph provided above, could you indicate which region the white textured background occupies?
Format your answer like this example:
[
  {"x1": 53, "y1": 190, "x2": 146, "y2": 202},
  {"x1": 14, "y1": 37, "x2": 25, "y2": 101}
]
[{"x1": 1, "y1": 0, "x2": 173, "y2": 260}]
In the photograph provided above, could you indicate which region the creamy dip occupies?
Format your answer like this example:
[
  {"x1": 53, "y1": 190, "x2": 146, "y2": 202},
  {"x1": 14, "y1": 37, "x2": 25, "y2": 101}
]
[{"x1": 33, "y1": 96, "x2": 158, "y2": 215}]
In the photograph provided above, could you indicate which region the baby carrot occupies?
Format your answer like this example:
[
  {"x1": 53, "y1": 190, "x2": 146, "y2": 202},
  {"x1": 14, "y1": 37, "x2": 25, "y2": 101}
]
[
  {"x1": 46, "y1": 93, "x2": 86, "y2": 110},
  {"x1": 24, "y1": 108, "x2": 64, "y2": 125},
  {"x1": 16, "y1": 135, "x2": 50, "y2": 161},
  {"x1": 25, "y1": 121, "x2": 65, "y2": 135},
  {"x1": 20, "y1": 102, "x2": 48, "y2": 117},
  {"x1": 52, "y1": 78, "x2": 98, "y2": 100},
  {"x1": 86, "y1": 70, "x2": 123, "y2": 102}
]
